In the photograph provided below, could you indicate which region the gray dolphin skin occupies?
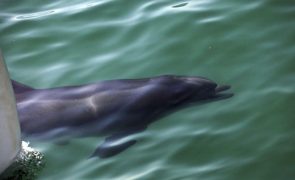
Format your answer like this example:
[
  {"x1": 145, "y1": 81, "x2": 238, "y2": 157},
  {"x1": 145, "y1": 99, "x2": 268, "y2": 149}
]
[{"x1": 13, "y1": 75, "x2": 233, "y2": 158}]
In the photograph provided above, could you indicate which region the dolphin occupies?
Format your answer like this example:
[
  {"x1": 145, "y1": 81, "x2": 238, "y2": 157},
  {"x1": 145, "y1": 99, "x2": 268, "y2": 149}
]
[{"x1": 12, "y1": 75, "x2": 233, "y2": 158}]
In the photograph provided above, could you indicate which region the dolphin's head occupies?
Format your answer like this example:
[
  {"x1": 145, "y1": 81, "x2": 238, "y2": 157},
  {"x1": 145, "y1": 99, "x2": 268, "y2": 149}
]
[
  {"x1": 188, "y1": 76, "x2": 233, "y2": 103},
  {"x1": 167, "y1": 76, "x2": 233, "y2": 106}
]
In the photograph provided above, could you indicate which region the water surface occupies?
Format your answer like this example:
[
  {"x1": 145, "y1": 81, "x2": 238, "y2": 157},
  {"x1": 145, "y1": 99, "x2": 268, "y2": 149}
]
[{"x1": 0, "y1": 0, "x2": 294, "y2": 179}]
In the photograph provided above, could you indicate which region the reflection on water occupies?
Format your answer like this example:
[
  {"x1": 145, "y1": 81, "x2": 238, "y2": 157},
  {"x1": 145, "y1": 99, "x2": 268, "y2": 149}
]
[
  {"x1": 11, "y1": 1, "x2": 107, "y2": 21},
  {"x1": 0, "y1": 0, "x2": 294, "y2": 179}
]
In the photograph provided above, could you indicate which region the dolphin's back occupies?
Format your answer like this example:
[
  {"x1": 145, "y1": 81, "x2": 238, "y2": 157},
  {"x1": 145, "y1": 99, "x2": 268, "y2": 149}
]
[{"x1": 11, "y1": 80, "x2": 34, "y2": 94}]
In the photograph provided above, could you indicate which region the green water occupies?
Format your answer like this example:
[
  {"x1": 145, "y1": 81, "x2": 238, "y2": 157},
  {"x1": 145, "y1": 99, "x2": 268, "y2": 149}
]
[{"x1": 1, "y1": 0, "x2": 294, "y2": 179}]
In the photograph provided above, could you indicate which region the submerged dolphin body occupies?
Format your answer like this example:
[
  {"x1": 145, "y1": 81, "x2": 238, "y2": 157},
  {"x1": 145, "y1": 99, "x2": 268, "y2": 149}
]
[{"x1": 13, "y1": 75, "x2": 233, "y2": 158}]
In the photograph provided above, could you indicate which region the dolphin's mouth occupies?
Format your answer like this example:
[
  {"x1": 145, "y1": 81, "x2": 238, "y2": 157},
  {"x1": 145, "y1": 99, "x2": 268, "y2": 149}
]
[{"x1": 213, "y1": 85, "x2": 233, "y2": 100}]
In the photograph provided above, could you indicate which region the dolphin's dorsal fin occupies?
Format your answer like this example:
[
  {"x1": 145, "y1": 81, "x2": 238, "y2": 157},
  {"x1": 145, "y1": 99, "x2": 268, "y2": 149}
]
[{"x1": 11, "y1": 80, "x2": 34, "y2": 94}]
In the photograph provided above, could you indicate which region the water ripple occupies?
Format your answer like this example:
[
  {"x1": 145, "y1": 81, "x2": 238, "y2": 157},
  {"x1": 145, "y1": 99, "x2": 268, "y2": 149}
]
[
  {"x1": 1, "y1": 0, "x2": 295, "y2": 179},
  {"x1": 10, "y1": 1, "x2": 108, "y2": 21}
]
